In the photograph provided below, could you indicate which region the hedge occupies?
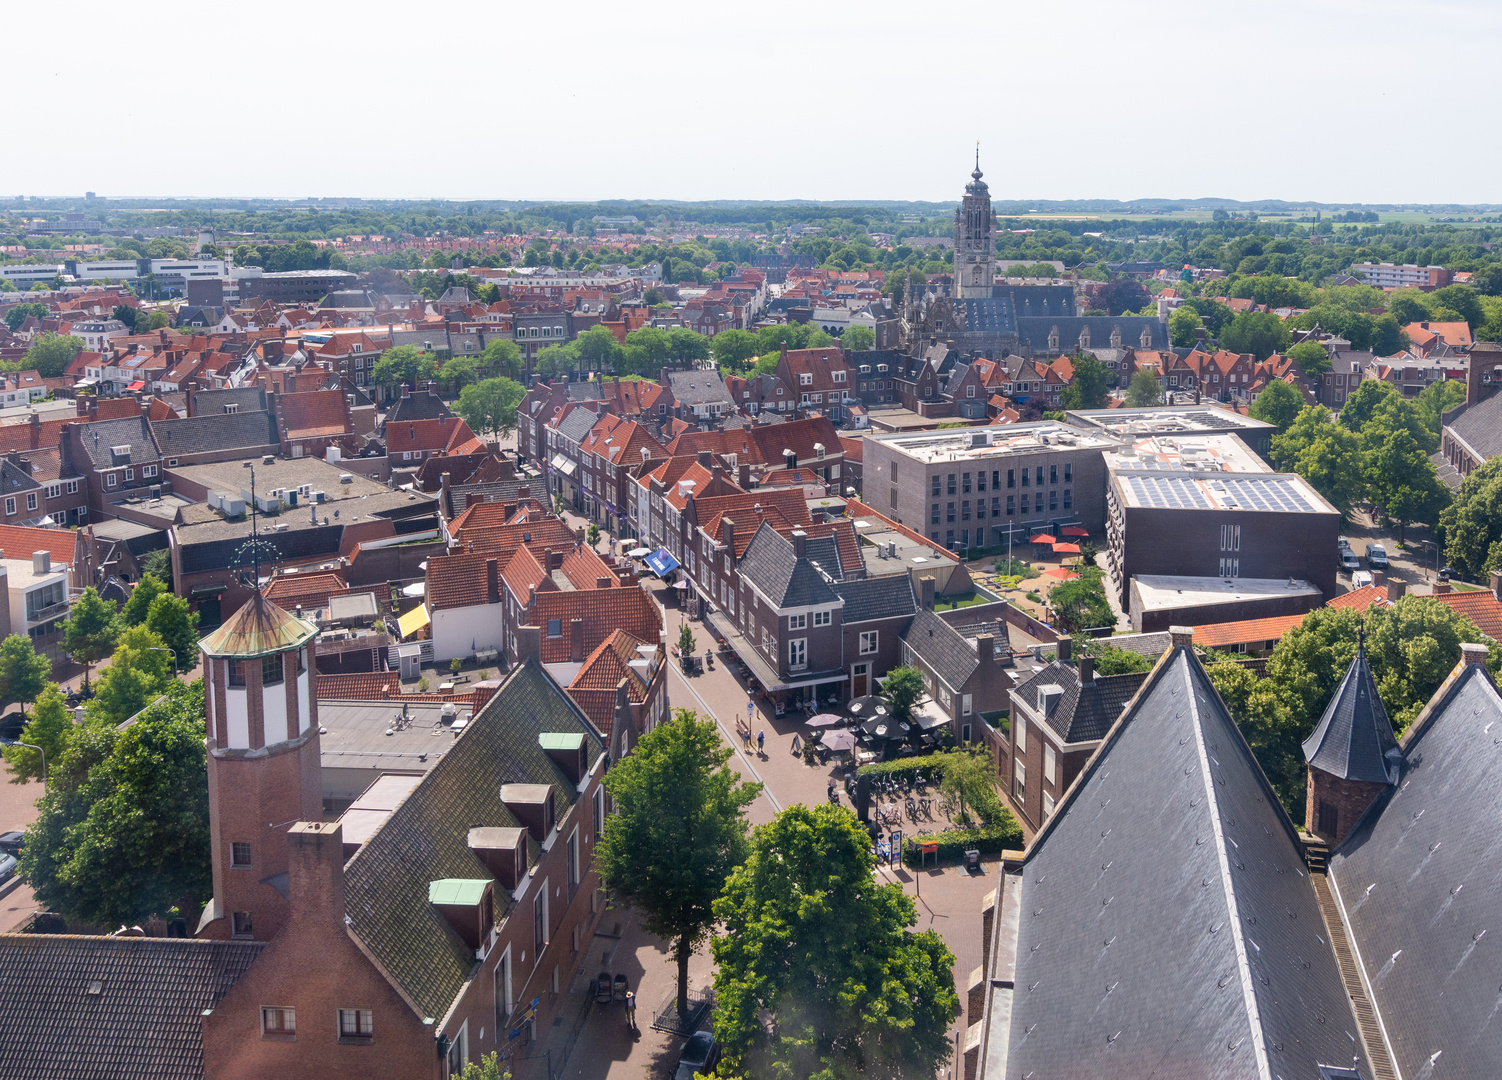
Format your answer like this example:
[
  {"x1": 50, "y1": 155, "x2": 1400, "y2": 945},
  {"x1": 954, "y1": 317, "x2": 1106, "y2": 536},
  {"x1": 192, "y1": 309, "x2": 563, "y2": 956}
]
[
  {"x1": 900, "y1": 816, "x2": 1024, "y2": 868},
  {"x1": 856, "y1": 757, "x2": 945, "y2": 781}
]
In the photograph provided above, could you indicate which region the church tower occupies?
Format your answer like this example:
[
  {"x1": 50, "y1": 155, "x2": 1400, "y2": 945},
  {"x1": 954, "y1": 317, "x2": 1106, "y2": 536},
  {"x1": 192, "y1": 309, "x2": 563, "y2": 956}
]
[
  {"x1": 196, "y1": 593, "x2": 322, "y2": 943},
  {"x1": 954, "y1": 148, "x2": 995, "y2": 299},
  {"x1": 1301, "y1": 628, "x2": 1398, "y2": 845}
]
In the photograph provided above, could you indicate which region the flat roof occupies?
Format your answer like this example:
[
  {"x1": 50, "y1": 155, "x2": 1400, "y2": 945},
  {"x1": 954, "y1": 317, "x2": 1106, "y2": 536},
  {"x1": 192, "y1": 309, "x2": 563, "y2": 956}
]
[
  {"x1": 1131, "y1": 575, "x2": 1321, "y2": 611},
  {"x1": 852, "y1": 517, "x2": 956, "y2": 574},
  {"x1": 870, "y1": 422, "x2": 1116, "y2": 464},
  {"x1": 1103, "y1": 433, "x2": 1268, "y2": 475},
  {"x1": 1114, "y1": 470, "x2": 1333, "y2": 513},
  {"x1": 0, "y1": 557, "x2": 68, "y2": 591},
  {"x1": 317, "y1": 699, "x2": 469, "y2": 775},
  {"x1": 1066, "y1": 405, "x2": 1273, "y2": 437}
]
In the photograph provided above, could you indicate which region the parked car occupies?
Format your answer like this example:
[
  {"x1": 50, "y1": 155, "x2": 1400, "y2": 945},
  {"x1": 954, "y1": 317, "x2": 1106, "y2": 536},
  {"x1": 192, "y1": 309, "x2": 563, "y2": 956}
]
[
  {"x1": 1340, "y1": 549, "x2": 1362, "y2": 571},
  {"x1": 1366, "y1": 543, "x2": 1390, "y2": 569},
  {"x1": 0, "y1": 855, "x2": 15, "y2": 885},
  {"x1": 1352, "y1": 571, "x2": 1373, "y2": 590},
  {"x1": 0, "y1": 831, "x2": 22, "y2": 858},
  {"x1": 1338, "y1": 536, "x2": 1352, "y2": 552},
  {"x1": 675, "y1": 1031, "x2": 719, "y2": 1080}
]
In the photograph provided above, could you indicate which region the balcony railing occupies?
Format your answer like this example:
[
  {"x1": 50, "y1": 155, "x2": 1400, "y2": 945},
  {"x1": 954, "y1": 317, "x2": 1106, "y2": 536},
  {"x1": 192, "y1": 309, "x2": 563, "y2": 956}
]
[{"x1": 26, "y1": 600, "x2": 71, "y2": 625}]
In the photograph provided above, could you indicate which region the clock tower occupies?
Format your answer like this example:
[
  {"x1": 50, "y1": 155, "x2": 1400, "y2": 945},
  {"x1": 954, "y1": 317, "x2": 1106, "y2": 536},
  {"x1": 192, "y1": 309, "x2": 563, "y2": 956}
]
[{"x1": 954, "y1": 147, "x2": 995, "y2": 300}]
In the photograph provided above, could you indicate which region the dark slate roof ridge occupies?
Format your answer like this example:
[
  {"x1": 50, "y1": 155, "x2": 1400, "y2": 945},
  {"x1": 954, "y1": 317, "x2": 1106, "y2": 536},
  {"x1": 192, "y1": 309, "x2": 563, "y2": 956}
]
[
  {"x1": 1301, "y1": 643, "x2": 1399, "y2": 784},
  {"x1": 831, "y1": 574, "x2": 915, "y2": 625},
  {"x1": 1008, "y1": 647, "x2": 1369, "y2": 1079},
  {"x1": 902, "y1": 607, "x2": 978, "y2": 691}
]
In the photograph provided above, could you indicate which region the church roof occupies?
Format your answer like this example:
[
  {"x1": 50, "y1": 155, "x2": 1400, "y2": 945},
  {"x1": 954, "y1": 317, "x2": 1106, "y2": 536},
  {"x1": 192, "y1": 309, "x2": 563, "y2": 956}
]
[
  {"x1": 1002, "y1": 645, "x2": 1368, "y2": 1079},
  {"x1": 1301, "y1": 637, "x2": 1399, "y2": 784},
  {"x1": 199, "y1": 592, "x2": 317, "y2": 658}
]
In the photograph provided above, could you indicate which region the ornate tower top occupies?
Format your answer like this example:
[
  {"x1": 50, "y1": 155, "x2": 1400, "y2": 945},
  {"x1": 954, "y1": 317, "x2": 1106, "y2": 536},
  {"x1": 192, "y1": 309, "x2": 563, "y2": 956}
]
[
  {"x1": 954, "y1": 143, "x2": 994, "y2": 299},
  {"x1": 966, "y1": 143, "x2": 988, "y2": 196}
]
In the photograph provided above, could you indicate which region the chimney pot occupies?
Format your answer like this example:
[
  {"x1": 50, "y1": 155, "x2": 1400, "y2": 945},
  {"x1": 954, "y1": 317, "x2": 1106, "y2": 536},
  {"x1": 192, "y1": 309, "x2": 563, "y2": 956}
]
[
  {"x1": 1057, "y1": 636, "x2": 1072, "y2": 663},
  {"x1": 570, "y1": 617, "x2": 585, "y2": 663},
  {"x1": 1386, "y1": 579, "x2": 1405, "y2": 602},
  {"x1": 791, "y1": 529, "x2": 807, "y2": 558},
  {"x1": 1462, "y1": 642, "x2": 1489, "y2": 667},
  {"x1": 1169, "y1": 625, "x2": 1194, "y2": 648},
  {"x1": 920, "y1": 575, "x2": 935, "y2": 610}
]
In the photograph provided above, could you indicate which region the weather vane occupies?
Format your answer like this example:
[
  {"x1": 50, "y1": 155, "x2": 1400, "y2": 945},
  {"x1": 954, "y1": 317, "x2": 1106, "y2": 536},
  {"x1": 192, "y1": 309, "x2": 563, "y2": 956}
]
[{"x1": 228, "y1": 461, "x2": 279, "y2": 590}]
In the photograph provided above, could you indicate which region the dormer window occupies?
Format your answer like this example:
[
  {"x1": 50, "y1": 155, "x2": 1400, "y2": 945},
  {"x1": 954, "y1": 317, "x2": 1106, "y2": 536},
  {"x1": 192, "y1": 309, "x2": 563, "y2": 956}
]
[{"x1": 800, "y1": 373, "x2": 812, "y2": 386}]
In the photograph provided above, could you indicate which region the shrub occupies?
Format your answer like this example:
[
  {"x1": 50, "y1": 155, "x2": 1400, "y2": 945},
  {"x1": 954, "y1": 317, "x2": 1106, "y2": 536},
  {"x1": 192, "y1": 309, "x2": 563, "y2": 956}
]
[
  {"x1": 417, "y1": 676, "x2": 429, "y2": 693},
  {"x1": 900, "y1": 816, "x2": 1024, "y2": 867},
  {"x1": 857, "y1": 757, "x2": 946, "y2": 781}
]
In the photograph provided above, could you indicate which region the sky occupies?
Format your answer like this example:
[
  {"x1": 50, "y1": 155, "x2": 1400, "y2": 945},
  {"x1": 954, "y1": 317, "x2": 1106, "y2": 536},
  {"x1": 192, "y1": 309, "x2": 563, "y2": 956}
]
[{"x1": 11, "y1": 0, "x2": 1502, "y2": 205}]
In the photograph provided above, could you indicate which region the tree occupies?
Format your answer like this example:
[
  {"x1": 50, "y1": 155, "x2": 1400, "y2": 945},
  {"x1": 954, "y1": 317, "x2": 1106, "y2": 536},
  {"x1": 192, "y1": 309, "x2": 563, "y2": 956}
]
[
  {"x1": 937, "y1": 749, "x2": 1004, "y2": 826},
  {"x1": 1271, "y1": 406, "x2": 1362, "y2": 516},
  {"x1": 1386, "y1": 289, "x2": 1431, "y2": 326},
  {"x1": 839, "y1": 325, "x2": 875, "y2": 352},
  {"x1": 61, "y1": 587, "x2": 117, "y2": 680},
  {"x1": 437, "y1": 355, "x2": 480, "y2": 392},
  {"x1": 1168, "y1": 305, "x2": 1204, "y2": 347},
  {"x1": 1429, "y1": 285, "x2": 1483, "y2": 329},
  {"x1": 1094, "y1": 278, "x2": 1150, "y2": 316},
  {"x1": 1371, "y1": 313, "x2": 1407, "y2": 356},
  {"x1": 710, "y1": 329, "x2": 760, "y2": 372},
  {"x1": 3, "y1": 303, "x2": 47, "y2": 332},
  {"x1": 456, "y1": 1053, "x2": 509, "y2": 1080},
  {"x1": 1049, "y1": 566, "x2": 1115, "y2": 633},
  {"x1": 134, "y1": 310, "x2": 169, "y2": 333},
  {"x1": 1247, "y1": 379, "x2": 1304, "y2": 433},
  {"x1": 1219, "y1": 311, "x2": 1290, "y2": 361},
  {"x1": 1060, "y1": 352, "x2": 1113, "y2": 410},
  {"x1": 1365, "y1": 596, "x2": 1484, "y2": 731},
  {"x1": 574, "y1": 325, "x2": 621, "y2": 370},
  {"x1": 1443, "y1": 456, "x2": 1502, "y2": 575},
  {"x1": 597, "y1": 708, "x2": 760, "y2": 1013},
  {"x1": 1336, "y1": 378, "x2": 1398, "y2": 433},
  {"x1": 0, "y1": 633, "x2": 51, "y2": 714},
  {"x1": 455, "y1": 377, "x2": 525, "y2": 441},
  {"x1": 880, "y1": 665, "x2": 924, "y2": 722},
  {"x1": 118, "y1": 573, "x2": 166, "y2": 630},
  {"x1": 1469, "y1": 264, "x2": 1502, "y2": 297},
  {"x1": 20, "y1": 682, "x2": 211, "y2": 929},
  {"x1": 534, "y1": 343, "x2": 578, "y2": 379},
  {"x1": 1415, "y1": 378, "x2": 1465, "y2": 442},
  {"x1": 111, "y1": 304, "x2": 138, "y2": 331},
  {"x1": 23, "y1": 333, "x2": 84, "y2": 378},
  {"x1": 1286, "y1": 339, "x2": 1332, "y2": 379},
  {"x1": 676, "y1": 622, "x2": 697, "y2": 657},
  {"x1": 1126, "y1": 369, "x2": 1164, "y2": 407},
  {"x1": 370, "y1": 345, "x2": 438, "y2": 390},
  {"x1": 86, "y1": 626, "x2": 174, "y2": 727},
  {"x1": 140, "y1": 548, "x2": 173, "y2": 592},
  {"x1": 479, "y1": 338, "x2": 522, "y2": 380},
  {"x1": 145, "y1": 593, "x2": 198, "y2": 674},
  {"x1": 712, "y1": 804, "x2": 958, "y2": 1080},
  {"x1": 1365, "y1": 424, "x2": 1449, "y2": 541},
  {"x1": 1, "y1": 684, "x2": 71, "y2": 784}
]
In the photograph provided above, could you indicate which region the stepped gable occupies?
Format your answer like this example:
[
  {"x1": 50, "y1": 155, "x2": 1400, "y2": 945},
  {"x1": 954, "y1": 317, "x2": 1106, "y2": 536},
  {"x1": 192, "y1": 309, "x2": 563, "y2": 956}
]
[
  {"x1": 1330, "y1": 658, "x2": 1502, "y2": 1080},
  {"x1": 1003, "y1": 644, "x2": 1368, "y2": 1079}
]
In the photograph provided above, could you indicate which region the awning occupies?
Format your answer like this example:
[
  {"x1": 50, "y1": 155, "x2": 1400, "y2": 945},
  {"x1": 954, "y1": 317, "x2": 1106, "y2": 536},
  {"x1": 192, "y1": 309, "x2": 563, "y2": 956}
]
[
  {"x1": 645, "y1": 547, "x2": 680, "y2": 577},
  {"x1": 550, "y1": 453, "x2": 577, "y2": 478},
  {"x1": 126, "y1": 381, "x2": 146, "y2": 391},
  {"x1": 397, "y1": 605, "x2": 431, "y2": 638},
  {"x1": 189, "y1": 583, "x2": 227, "y2": 598}
]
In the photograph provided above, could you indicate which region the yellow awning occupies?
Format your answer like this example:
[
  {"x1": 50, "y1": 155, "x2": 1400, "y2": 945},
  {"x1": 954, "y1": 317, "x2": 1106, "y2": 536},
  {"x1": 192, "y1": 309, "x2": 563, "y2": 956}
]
[{"x1": 398, "y1": 605, "x2": 431, "y2": 639}]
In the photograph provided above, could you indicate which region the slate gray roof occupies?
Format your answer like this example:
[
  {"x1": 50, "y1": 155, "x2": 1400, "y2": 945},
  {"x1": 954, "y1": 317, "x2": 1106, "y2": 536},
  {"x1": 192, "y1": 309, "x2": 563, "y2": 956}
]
[
  {"x1": 1010, "y1": 659, "x2": 1148, "y2": 744},
  {"x1": 1005, "y1": 285, "x2": 1077, "y2": 317},
  {"x1": 803, "y1": 535, "x2": 843, "y2": 579},
  {"x1": 383, "y1": 391, "x2": 453, "y2": 430},
  {"x1": 1016, "y1": 315, "x2": 1167, "y2": 351},
  {"x1": 738, "y1": 521, "x2": 838, "y2": 609},
  {"x1": 191, "y1": 387, "x2": 266, "y2": 416},
  {"x1": 666, "y1": 370, "x2": 735, "y2": 407},
  {"x1": 0, "y1": 934, "x2": 263, "y2": 1080},
  {"x1": 1443, "y1": 391, "x2": 1502, "y2": 462},
  {"x1": 443, "y1": 478, "x2": 536, "y2": 518},
  {"x1": 832, "y1": 574, "x2": 914, "y2": 624},
  {"x1": 957, "y1": 298, "x2": 1016, "y2": 336},
  {"x1": 317, "y1": 290, "x2": 376, "y2": 309},
  {"x1": 1330, "y1": 662, "x2": 1502, "y2": 1080},
  {"x1": 152, "y1": 412, "x2": 279, "y2": 460},
  {"x1": 0, "y1": 458, "x2": 41, "y2": 495},
  {"x1": 556, "y1": 406, "x2": 603, "y2": 445},
  {"x1": 1301, "y1": 643, "x2": 1398, "y2": 784},
  {"x1": 74, "y1": 416, "x2": 161, "y2": 469},
  {"x1": 1005, "y1": 647, "x2": 1369, "y2": 1080},
  {"x1": 343, "y1": 661, "x2": 602, "y2": 1021},
  {"x1": 904, "y1": 608, "x2": 979, "y2": 691}
]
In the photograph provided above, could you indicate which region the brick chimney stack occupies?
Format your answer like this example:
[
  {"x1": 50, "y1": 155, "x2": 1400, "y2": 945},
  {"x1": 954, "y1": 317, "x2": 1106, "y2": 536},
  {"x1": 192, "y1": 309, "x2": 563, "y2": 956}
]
[
  {"x1": 287, "y1": 822, "x2": 345, "y2": 928},
  {"x1": 1169, "y1": 625, "x2": 1194, "y2": 648}
]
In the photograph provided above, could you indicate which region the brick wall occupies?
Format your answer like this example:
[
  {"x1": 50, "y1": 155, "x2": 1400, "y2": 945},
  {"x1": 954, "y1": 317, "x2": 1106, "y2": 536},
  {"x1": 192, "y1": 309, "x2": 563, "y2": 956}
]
[{"x1": 1305, "y1": 770, "x2": 1386, "y2": 845}]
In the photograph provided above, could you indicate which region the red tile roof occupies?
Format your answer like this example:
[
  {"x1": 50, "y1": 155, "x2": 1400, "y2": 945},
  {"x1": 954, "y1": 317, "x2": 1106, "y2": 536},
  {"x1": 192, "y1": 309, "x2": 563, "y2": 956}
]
[
  {"x1": 1432, "y1": 590, "x2": 1502, "y2": 639},
  {"x1": 1326, "y1": 585, "x2": 1390, "y2": 613},
  {"x1": 565, "y1": 630, "x2": 654, "y2": 734},
  {"x1": 387, "y1": 416, "x2": 480, "y2": 457},
  {"x1": 315, "y1": 671, "x2": 401, "y2": 700},
  {"x1": 0, "y1": 524, "x2": 77, "y2": 569},
  {"x1": 533, "y1": 587, "x2": 660, "y2": 664},
  {"x1": 279, "y1": 390, "x2": 351, "y2": 438},
  {"x1": 1190, "y1": 614, "x2": 1307, "y2": 649}
]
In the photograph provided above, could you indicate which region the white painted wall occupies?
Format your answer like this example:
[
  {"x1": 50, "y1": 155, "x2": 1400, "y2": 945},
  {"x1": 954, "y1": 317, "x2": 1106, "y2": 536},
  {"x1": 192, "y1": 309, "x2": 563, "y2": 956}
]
[
  {"x1": 431, "y1": 605, "x2": 505, "y2": 663},
  {"x1": 226, "y1": 688, "x2": 249, "y2": 748}
]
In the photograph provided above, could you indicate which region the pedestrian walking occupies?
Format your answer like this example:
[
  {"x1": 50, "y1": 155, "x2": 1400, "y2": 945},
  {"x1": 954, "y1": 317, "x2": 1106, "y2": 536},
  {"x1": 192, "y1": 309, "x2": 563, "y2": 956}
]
[
  {"x1": 791, "y1": 734, "x2": 801, "y2": 755},
  {"x1": 757, "y1": 729, "x2": 765, "y2": 753},
  {"x1": 741, "y1": 726, "x2": 751, "y2": 749},
  {"x1": 625, "y1": 990, "x2": 637, "y2": 1030}
]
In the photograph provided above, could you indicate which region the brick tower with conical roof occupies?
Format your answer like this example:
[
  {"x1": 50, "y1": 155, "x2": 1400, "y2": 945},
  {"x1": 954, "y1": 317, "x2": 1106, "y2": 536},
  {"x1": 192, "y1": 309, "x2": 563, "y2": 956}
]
[{"x1": 196, "y1": 592, "x2": 321, "y2": 943}]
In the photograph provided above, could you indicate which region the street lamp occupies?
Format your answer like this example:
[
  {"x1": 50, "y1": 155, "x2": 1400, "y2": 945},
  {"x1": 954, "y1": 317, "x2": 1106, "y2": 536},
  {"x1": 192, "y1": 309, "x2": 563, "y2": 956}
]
[
  {"x1": 0, "y1": 738, "x2": 45, "y2": 787},
  {"x1": 150, "y1": 646, "x2": 178, "y2": 676}
]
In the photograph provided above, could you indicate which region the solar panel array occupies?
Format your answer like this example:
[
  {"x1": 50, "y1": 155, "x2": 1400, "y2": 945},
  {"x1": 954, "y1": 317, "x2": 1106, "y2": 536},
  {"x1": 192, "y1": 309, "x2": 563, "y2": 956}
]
[{"x1": 1123, "y1": 473, "x2": 1317, "y2": 512}]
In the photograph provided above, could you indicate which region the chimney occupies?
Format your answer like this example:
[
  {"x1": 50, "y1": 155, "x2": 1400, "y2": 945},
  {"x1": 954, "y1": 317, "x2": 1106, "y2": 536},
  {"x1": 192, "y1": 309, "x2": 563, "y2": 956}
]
[
  {"x1": 1169, "y1": 625, "x2": 1194, "y2": 648},
  {"x1": 515, "y1": 624, "x2": 541, "y2": 665},
  {"x1": 721, "y1": 517, "x2": 735, "y2": 558},
  {"x1": 1435, "y1": 581, "x2": 1452, "y2": 595},
  {"x1": 570, "y1": 617, "x2": 584, "y2": 662},
  {"x1": 1491, "y1": 569, "x2": 1502, "y2": 601},
  {"x1": 976, "y1": 632, "x2": 994, "y2": 664},
  {"x1": 697, "y1": 449, "x2": 712, "y2": 467},
  {"x1": 1462, "y1": 643, "x2": 1489, "y2": 667},
  {"x1": 1386, "y1": 579, "x2": 1405, "y2": 602},
  {"x1": 1079, "y1": 655, "x2": 1095, "y2": 685},
  {"x1": 1057, "y1": 636, "x2": 1072, "y2": 663},
  {"x1": 1370, "y1": 569, "x2": 1385, "y2": 589},
  {"x1": 287, "y1": 822, "x2": 345, "y2": 928},
  {"x1": 738, "y1": 461, "x2": 750, "y2": 489},
  {"x1": 31, "y1": 551, "x2": 50, "y2": 575},
  {"x1": 401, "y1": 385, "x2": 410, "y2": 398},
  {"x1": 920, "y1": 575, "x2": 935, "y2": 610},
  {"x1": 548, "y1": 549, "x2": 563, "y2": 571},
  {"x1": 1194, "y1": 327, "x2": 1206, "y2": 347},
  {"x1": 790, "y1": 529, "x2": 807, "y2": 559},
  {"x1": 595, "y1": 576, "x2": 610, "y2": 589},
  {"x1": 783, "y1": 448, "x2": 796, "y2": 471},
  {"x1": 486, "y1": 558, "x2": 499, "y2": 604}
]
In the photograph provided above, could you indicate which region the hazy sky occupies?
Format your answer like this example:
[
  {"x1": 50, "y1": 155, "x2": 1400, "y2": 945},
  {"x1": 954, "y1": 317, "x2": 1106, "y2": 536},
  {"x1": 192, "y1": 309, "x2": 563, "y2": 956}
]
[{"x1": 12, "y1": 0, "x2": 1500, "y2": 204}]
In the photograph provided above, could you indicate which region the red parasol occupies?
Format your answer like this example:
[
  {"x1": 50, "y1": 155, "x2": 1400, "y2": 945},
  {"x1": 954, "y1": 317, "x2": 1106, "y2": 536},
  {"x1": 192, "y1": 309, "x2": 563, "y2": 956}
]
[
  {"x1": 1052, "y1": 542, "x2": 1081, "y2": 554},
  {"x1": 1061, "y1": 526, "x2": 1089, "y2": 537},
  {"x1": 1029, "y1": 533, "x2": 1056, "y2": 544}
]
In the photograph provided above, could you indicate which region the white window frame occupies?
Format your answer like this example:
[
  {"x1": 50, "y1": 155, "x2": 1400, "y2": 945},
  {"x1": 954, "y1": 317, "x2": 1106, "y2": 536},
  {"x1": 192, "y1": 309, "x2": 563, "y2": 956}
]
[
  {"x1": 1015, "y1": 716, "x2": 1026, "y2": 753},
  {"x1": 25, "y1": 493, "x2": 36, "y2": 511},
  {"x1": 813, "y1": 610, "x2": 831, "y2": 627},
  {"x1": 859, "y1": 631, "x2": 878, "y2": 655},
  {"x1": 567, "y1": 826, "x2": 580, "y2": 889},
  {"x1": 124, "y1": 468, "x2": 134, "y2": 481},
  {"x1": 3, "y1": 498, "x2": 13, "y2": 516},
  {"x1": 788, "y1": 637, "x2": 807, "y2": 670},
  {"x1": 66, "y1": 480, "x2": 78, "y2": 494},
  {"x1": 788, "y1": 613, "x2": 806, "y2": 630},
  {"x1": 962, "y1": 693, "x2": 972, "y2": 716},
  {"x1": 1044, "y1": 743, "x2": 1057, "y2": 787},
  {"x1": 106, "y1": 472, "x2": 117, "y2": 488}
]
